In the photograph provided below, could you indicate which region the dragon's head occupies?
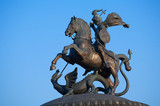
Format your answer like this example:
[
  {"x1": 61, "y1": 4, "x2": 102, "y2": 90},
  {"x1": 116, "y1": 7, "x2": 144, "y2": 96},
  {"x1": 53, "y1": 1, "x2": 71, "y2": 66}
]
[{"x1": 51, "y1": 70, "x2": 62, "y2": 82}]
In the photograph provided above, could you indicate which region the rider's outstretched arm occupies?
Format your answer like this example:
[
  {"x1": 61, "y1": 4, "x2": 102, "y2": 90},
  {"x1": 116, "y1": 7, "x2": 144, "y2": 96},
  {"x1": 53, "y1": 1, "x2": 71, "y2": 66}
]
[{"x1": 92, "y1": 9, "x2": 103, "y2": 15}]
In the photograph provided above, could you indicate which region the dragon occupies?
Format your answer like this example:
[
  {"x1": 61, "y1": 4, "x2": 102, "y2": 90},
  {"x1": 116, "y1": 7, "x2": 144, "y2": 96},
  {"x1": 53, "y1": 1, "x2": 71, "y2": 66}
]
[{"x1": 51, "y1": 68, "x2": 110, "y2": 96}]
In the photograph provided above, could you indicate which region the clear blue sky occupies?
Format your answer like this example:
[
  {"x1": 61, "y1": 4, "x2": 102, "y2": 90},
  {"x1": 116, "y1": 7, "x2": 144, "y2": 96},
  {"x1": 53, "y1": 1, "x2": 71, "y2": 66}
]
[{"x1": 1, "y1": 0, "x2": 160, "y2": 106}]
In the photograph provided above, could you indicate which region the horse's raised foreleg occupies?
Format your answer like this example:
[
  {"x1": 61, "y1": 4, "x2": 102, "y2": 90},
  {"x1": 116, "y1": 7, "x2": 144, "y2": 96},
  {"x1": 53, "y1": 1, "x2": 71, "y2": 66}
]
[
  {"x1": 50, "y1": 53, "x2": 73, "y2": 70},
  {"x1": 62, "y1": 44, "x2": 87, "y2": 56}
]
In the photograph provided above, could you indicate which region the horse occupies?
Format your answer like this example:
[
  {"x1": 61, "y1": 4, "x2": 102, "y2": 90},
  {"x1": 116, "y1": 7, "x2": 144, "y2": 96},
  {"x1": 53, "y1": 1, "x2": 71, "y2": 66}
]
[{"x1": 50, "y1": 16, "x2": 131, "y2": 95}]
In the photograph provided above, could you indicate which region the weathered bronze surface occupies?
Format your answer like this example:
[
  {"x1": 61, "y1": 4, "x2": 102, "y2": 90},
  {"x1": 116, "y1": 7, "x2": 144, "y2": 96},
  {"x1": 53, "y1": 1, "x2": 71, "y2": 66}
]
[
  {"x1": 50, "y1": 9, "x2": 131, "y2": 95},
  {"x1": 51, "y1": 68, "x2": 110, "y2": 96},
  {"x1": 51, "y1": 53, "x2": 131, "y2": 96},
  {"x1": 42, "y1": 94, "x2": 148, "y2": 106}
]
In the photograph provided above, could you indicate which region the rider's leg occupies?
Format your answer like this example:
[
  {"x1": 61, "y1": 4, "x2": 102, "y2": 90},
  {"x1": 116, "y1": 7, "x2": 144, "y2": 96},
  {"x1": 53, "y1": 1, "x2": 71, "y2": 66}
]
[{"x1": 97, "y1": 46, "x2": 110, "y2": 68}]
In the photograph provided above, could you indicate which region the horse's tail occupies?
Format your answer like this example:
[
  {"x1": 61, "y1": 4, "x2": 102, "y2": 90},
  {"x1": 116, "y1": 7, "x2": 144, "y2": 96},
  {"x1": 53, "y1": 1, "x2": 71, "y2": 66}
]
[{"x1": 115, "y1": 49, "x2": 132, "y2": 96}]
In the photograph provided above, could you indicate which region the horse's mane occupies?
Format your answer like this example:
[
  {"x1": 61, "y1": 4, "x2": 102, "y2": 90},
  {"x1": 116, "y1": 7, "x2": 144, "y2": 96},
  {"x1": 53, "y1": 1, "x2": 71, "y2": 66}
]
[{"x1": 77, "y1": 18, "x2": 91, "y2": 36}]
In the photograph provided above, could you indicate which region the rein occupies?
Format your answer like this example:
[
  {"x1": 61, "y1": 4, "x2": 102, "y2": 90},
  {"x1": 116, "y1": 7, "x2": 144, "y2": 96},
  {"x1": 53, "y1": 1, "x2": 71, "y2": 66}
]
[{"x1": 71, "y1": 35, "x2": 92, "y2": 42}]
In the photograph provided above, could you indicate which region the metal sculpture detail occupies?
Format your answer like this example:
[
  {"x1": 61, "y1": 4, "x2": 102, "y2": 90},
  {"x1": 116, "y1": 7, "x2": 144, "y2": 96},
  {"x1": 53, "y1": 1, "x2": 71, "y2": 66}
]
[
  {"x1": 50, "y1": 9, "x2": 132, "y2": 96},
  {"x1": 51, "y1": 68, "x2": 110, "y2": 96}
]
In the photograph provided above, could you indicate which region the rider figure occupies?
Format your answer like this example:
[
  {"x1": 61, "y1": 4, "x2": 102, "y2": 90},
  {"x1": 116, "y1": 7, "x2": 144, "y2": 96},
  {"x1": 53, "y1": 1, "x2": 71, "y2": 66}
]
[{"x1": 90, "y1": 9, "x2": 111, "y2": 69}]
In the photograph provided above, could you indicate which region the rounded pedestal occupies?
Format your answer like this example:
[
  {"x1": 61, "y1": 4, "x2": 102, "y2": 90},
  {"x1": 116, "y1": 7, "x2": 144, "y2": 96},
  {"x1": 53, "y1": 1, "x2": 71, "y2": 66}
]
[{"x1": 42, "y1": 94, "x2": 148, "y2": 106}]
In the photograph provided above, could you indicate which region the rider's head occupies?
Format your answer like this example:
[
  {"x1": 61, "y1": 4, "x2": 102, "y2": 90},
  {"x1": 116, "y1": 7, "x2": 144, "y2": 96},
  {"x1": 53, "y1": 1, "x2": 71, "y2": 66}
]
[
  {"x1": 92, "y1": 14, "x2": 102, "y2": 25},
  {"x1": 92, "y1": 10, "x2": 102, "y2": 25}
]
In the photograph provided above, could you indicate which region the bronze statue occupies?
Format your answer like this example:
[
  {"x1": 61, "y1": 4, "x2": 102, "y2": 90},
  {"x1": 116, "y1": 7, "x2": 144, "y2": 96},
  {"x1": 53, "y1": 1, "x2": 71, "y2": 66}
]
[
  {"x1": 51, "y1": 51, "x2": 131, "y2": 96},
  {"x1": 51, "y1": 68, "x2": 110, "y2": 96},
  {"x1": 50, "y1": 11, "x2": 132, "y2": 95},
  {"x1": 41, "y1": 9, "x2": 149, "y2": 106}
]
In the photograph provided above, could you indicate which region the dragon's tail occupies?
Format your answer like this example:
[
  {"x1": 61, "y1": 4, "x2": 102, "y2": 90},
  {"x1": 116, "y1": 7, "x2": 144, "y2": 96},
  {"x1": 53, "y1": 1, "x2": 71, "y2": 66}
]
[{"x1": 115, "y1": 49, "x2": 132, "y2": 96}]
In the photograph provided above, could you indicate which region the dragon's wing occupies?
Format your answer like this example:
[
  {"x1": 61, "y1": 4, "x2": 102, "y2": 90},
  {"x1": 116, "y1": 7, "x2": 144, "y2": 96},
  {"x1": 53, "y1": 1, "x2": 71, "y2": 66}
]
[
  {"x1": 65, "y1": 67, "x2": 78, "y2": 88},
  {"x1": 103, "y1": 12, "x2": 129, "y2": 28}
]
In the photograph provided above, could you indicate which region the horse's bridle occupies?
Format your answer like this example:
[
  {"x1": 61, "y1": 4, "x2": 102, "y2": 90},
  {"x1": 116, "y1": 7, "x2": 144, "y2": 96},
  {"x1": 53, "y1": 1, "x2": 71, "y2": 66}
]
[{"x1": 71, "y1": 35, "x2": 92, "y2": 42}]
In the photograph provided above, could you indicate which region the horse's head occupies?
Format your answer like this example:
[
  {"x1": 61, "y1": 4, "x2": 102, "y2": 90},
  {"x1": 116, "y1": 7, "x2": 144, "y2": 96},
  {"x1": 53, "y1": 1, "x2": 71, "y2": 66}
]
[
  {"x1": 65, "y1": 16, "x2": 79, "y2": 37},
  {"x1": 65, "y1": 16, "x2": 91, "y2": 39}
]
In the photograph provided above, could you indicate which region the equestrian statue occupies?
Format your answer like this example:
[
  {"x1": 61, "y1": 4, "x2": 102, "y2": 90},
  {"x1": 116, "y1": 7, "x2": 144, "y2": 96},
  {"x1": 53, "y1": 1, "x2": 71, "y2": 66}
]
[{"x1": 50, "y1": 9, "x2": 132, "y2": 96}]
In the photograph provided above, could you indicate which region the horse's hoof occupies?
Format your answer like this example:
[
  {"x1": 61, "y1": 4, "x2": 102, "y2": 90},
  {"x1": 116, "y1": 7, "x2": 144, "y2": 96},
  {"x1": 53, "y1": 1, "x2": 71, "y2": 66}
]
[
  {"x1": 110, "y1": 92, "x2": 115, "y2": 96},
  {"x1": 50, "y1": 65, "x2": 56, "y2": 70}
]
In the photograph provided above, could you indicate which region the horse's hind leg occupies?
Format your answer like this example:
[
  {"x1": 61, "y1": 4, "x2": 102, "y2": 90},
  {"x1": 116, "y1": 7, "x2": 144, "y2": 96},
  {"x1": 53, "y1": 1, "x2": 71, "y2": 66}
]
[
  {"x1": 110, "y1": 66, "x2": 119, "y2": 95},
  {"x1": 106, "y1": 77, "x2": 114, "y2": 88},
  {"x1": 50, "y1": 53, "x2": 73, "y2": 70},
  {"x1": 87, "y1": 80, "x2": 95, "y2": 93}
]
